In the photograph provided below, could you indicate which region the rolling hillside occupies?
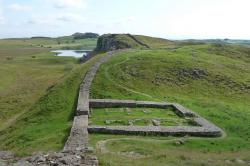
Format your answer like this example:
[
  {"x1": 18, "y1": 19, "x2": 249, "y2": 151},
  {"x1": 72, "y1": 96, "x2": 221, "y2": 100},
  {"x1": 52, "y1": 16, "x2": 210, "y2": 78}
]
[{"x1": 0, "y1": 34, "x2": 249, "y2": 165}]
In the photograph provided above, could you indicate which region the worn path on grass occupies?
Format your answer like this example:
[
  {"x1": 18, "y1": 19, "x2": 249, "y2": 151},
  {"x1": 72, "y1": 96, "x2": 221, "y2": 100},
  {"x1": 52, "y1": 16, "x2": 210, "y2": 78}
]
[{"x1": 103, "y1": 54, "x2": 163, "y2": 102}]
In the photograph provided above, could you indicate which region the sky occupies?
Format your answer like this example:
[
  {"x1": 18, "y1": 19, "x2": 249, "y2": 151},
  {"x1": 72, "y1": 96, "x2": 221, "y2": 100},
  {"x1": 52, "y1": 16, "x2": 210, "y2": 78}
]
[{"x1": 0, "y1": 0, "x2": 250, "y2": 39}]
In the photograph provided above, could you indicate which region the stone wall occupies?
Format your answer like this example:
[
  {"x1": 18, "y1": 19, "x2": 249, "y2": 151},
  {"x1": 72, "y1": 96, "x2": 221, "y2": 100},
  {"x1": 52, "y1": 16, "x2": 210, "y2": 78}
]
[
  {"x1": 61, "y1": 51, "x2": 116, "y2": 166},
  {"x1": 76, "y1": 52, "x2": 115, "y2": 116},
  {"x1": 64, "y1": 115, "x2": 89, "y2": 151},
  {"x1": 88, "y1": 126, "x2": 221, "y2": 137},
  {"x1": 65, "y1": 52, "x2": 116, "y2": 150},
  {"x1": 89, "y1": 99, "x2": 199, "y2": 118},
  {"x1": 89, "y1": 99, "x2": 171, "y2": 109}
]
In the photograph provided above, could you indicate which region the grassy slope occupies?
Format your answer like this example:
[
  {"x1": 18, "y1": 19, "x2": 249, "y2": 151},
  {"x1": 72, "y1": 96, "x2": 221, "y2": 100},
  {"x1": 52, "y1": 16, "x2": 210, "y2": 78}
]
[
  {"x1": 106, "y1": 34, "x2": 176, "y2": 50},
  {"x1": 91, "y1": 44, "x2": 250, "y2": 165},
  {"x1": 0, "y1": 38, "x2": 98, "y2": 155},
  {"x1": 134, "y1": 35, "x2": 176, "y2": 49},
  {"x1": 0, "y1": 52, "x2": 104, "y2": 156},
  {"x1": 113, "y1": 35, "x2": 143, "y2": 49},
  {"x1": 0, "y1": 50, "x2": 77, "y2": 129}
]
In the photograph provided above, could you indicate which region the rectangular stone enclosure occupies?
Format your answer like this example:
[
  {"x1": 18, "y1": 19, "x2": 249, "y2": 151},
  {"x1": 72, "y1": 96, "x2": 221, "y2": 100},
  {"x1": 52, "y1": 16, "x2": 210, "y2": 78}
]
[{"x1": 88, "y1": 99, "x2": 223, "y2": 137}]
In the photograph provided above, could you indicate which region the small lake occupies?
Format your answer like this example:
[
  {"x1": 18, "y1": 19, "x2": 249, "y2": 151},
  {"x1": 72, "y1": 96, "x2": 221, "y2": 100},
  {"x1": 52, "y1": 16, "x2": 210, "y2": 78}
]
[{"x1": 51, "y1": 50, "x2": 92, "y2": 58}]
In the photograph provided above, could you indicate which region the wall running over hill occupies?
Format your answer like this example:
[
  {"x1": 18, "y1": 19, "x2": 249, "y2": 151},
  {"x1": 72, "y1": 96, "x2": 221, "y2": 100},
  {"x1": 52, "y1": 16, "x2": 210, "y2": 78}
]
[{"x1": 95, "y1": 34, "x2": 149, "y2": 51}]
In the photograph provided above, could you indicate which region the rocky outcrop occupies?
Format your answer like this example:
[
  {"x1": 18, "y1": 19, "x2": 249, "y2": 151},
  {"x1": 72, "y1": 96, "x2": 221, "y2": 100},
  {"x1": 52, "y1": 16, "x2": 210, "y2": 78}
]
[
  {"x1": 95, "y1": 34, "x2": 132, "y2": 51},
  {"x1": 95, "y1": 34, "x2": 150, "y2": 51}
]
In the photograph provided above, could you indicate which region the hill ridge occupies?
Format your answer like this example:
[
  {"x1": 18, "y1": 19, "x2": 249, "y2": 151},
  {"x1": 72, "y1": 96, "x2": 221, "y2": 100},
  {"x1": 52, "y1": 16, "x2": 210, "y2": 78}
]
[{"x1": 126, "y1": 34, "x2": 150, "y2": 49}]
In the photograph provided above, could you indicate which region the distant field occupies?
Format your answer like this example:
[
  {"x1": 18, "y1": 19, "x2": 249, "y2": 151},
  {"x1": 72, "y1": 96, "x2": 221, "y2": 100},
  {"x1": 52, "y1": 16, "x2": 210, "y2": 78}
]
[
  {"x1": 0, "y1": 37, "x2": 97, "y2": 50},
  {"x1": 91, "y1": 44, "x2": 250, "y2": 165}
]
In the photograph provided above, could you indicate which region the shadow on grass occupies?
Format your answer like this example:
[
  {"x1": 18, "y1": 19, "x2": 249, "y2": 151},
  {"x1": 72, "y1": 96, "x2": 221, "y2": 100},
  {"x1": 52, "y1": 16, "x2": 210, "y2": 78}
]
[{"x1": 61, "y1": 85, "x2": 81, "y2": 148}]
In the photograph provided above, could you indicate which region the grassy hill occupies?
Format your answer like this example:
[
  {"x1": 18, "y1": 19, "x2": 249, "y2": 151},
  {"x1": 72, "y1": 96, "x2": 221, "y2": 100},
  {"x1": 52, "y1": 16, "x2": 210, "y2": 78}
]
[{"x1": 0, "y1": 34, "x2": 250, "y2": 165}]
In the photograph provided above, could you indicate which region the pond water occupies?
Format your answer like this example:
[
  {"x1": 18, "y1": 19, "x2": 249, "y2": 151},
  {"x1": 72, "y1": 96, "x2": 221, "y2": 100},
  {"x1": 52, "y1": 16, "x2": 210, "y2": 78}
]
[{"x1": 51, "y1": 50, "x2": 92, "y2": 58}]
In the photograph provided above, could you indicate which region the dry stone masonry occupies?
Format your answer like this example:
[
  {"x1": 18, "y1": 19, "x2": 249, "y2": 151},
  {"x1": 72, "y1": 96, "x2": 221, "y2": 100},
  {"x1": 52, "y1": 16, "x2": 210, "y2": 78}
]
[
  {"x1": 61, "y1": 51, "x2": 116, "y2": 166},
  {"x1": 88, "y1": 99, "x2": 222, "y2": 137},
  {"x1": 76, "y1": 52, "x2": 115, "y2": 116}
]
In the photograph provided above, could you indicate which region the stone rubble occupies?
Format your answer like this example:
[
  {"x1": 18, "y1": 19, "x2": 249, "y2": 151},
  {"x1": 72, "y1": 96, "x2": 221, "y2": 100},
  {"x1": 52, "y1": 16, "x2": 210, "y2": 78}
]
[{"x1": 0, "y1": 149, "x2": 98, "y2": 166}]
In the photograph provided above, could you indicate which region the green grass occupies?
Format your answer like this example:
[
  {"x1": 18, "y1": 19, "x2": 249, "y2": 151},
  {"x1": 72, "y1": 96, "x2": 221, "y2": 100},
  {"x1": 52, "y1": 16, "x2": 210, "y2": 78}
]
[
  {"x1": 133, "y1": 35, "x2": 176, "y2": 49},
  {"x1": 90, "y1": 44, "x2": 250, "y2": 165},
  {"x1": 90, "y1": 107, "x2": 192, "y2": 126},
  {"x1": 0, "y1": 50, "x2": 77, "y2": 129},
  {"x1": 0, "y1": 37, "x2": 98, "y2": 155},
  {"x1": 90, "y1": 134, "x2": 250, "y2": 166},
  {"x1": 1, "y1": 35, "x2": 250, "y2": 165}
]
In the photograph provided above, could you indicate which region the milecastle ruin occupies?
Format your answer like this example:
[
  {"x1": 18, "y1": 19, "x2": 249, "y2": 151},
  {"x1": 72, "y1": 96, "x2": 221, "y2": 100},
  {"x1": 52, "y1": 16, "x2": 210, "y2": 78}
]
[{"x1": 63, "y1": 50, "x2": 223, "y2": 165}]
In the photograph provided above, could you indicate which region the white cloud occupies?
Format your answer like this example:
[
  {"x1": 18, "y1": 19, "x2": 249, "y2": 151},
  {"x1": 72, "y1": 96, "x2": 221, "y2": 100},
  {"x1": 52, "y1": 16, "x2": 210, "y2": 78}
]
[
  {"x1": 26, "y1": 18, "x2": 51, "y2": 25},
  {"x1": 53, "y1": 0, "x2": 86, "y2": 9},
  {"x1": 0, "y1": 0, "x2": 4, "y2": 24},
  {"x1": 26, "y1": 13, "x2": 85, "y2": 25},
  {"x1": 56, "y1": 13, "x2": 85, "y2": 23},
  {"x1": 114, "y1": 16, "x2": 136, "y2": 25},
  {"x1": 152, "y1": 0, "x2": 250, "y2": 39},
  {"x1": 0, "y1": 15, "x2": 4, "y2": 24},
  {"x1": 9, "y1": 3, "x2": 32, "y2": 12}
]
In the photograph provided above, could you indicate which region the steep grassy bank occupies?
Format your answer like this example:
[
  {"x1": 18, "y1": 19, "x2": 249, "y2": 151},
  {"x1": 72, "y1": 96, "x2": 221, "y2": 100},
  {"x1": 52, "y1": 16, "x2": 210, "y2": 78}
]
[
  {"x1": 0, "y1": 52, "x2": 104, "y2": 156},
  {"x1": 90, "y1": 44, "x2": 250, "y2": 165}
]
